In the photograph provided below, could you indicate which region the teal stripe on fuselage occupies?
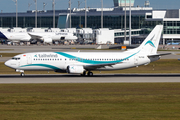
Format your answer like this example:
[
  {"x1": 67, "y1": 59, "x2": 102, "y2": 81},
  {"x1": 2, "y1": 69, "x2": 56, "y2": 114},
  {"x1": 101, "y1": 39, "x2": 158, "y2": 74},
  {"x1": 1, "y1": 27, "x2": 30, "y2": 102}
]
[
  {"x1": 55, "y1": 51, "x2": 139, "y2": 65},
  {"x1": 20, "y1": 64, "x2": 61, "y2": 70}
]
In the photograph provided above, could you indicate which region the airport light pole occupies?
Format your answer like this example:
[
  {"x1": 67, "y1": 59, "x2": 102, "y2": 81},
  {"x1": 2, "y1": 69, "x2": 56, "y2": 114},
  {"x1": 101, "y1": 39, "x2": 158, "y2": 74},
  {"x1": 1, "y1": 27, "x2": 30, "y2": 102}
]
[
  {"x1": 85, "y1": 0, "x2": 87, "y2": 28},
  {"x1": 78, "y1": 1, "x2": 83, "y2": 28},
  {"x1": 13, "y1": 0, "x2": 18, "y2": 27},
  {"x1": 52, "y1": 0, "x2": 55, "y2": 28},
  {"x1": 129, "y1": 0, "x2": 131, "y2": 46},
  {"x1": 101, "y1": 0, "x2": 103, "y2": 28},
  {"x1": 69, "y1": 0, "x2": 71, "y2": 28},
  {"x1": 34, "y1": 0, "x2": 37, "y2": 28},
  {"x1": 124, "y1": 0, "x2": 126, "y2": 42}
]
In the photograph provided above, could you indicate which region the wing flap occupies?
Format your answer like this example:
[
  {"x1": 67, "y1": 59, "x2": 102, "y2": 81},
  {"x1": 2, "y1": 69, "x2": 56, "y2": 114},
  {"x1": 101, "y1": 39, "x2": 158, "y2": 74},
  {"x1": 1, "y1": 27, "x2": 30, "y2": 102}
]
[
  {"x1": 28, "y1": 33, "x2": 43, "y2": 39},
  {"x1": 84, "y1": 62, "x2": 121, "y2": 70}
]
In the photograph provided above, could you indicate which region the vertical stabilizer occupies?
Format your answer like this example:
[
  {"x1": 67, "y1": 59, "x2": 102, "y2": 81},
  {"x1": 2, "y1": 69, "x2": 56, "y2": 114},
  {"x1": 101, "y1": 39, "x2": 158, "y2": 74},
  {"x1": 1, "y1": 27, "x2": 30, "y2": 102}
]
[{"x1": 138, "y1": 25, "x2": 163, "y2": 55}]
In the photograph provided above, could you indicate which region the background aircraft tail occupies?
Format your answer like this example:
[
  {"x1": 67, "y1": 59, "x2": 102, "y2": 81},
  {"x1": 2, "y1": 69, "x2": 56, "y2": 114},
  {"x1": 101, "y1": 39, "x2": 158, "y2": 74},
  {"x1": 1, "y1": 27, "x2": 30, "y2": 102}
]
[{"x1": 137, "y1": 25, "x2": 163, "y2": 55}]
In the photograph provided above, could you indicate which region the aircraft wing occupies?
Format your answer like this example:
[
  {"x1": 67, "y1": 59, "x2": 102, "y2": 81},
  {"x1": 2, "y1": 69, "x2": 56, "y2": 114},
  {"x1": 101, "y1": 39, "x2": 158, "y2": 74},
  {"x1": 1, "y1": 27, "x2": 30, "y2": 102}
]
[
  {"x1": 28, "y1": 33, "x2": 43, "y2": 39},
  {"x1": 83, "y1": 62, "x2": 121, "y2": 70},
  {"x1": 148, "y1": 53, "x2": 171, "y2": 57}
]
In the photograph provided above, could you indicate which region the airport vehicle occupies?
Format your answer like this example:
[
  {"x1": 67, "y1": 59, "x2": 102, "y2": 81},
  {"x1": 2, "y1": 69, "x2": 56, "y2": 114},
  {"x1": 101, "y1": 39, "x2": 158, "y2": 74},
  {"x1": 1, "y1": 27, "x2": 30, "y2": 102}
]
[
  {"x1": 28, "y1": 32, "x2": 78, "y2": 43},
  {"x1": 0, "y1": 31, "x2": 31, "y2": 43},
  {"x1": 5, "y1": 25, "x2": 170, "y2": 76},
  {"x1": 166, "y1": 40, "x2": 180, "y2": 45}
]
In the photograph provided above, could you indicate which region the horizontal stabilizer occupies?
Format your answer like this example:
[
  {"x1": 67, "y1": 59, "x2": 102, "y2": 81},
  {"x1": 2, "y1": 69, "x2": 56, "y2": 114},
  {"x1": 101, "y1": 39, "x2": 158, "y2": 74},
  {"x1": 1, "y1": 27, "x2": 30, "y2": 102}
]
[{"x1": 148, "y1": 53, "x2": 171, "y2": 57}]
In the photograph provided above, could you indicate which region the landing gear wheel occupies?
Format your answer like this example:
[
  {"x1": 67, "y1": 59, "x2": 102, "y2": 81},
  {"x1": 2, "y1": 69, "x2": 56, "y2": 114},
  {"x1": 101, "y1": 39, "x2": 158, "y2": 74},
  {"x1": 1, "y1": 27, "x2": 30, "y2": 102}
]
[
  {"x1": 87, "y1": 72, "x2": 93, "y2": 76},
  {"x1": 21, "y1": 73, "x2": 25, "y2": 77},
  {"x1": 81, "y1": 71, "x2": 86, "y2": 76}
]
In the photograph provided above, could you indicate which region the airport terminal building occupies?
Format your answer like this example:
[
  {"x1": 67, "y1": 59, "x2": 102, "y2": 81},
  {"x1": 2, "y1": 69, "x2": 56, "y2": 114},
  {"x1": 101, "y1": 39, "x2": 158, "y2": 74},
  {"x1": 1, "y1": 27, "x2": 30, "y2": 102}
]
[{"x1": 0, "y1": 0, "x2": 180, "y2": 44}]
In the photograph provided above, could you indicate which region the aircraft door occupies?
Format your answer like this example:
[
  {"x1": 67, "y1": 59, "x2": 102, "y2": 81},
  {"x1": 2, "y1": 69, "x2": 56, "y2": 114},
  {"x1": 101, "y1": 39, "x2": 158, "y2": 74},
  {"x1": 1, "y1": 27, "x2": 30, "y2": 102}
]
[
  {"x1": 134, "y1": 56, "x2": 138, "y2": 66},
  {"x1": 27, "y1": 55, "x2": 32, "y2": 64},
  {"x1": 20, "y1": 55, "x2": 28, "y2": 66}
]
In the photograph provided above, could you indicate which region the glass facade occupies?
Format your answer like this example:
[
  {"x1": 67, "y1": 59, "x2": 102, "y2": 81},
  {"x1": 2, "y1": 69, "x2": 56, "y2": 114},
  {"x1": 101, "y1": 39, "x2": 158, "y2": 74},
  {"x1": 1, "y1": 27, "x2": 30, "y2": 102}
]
[
  {"x1": 57, "y1": 15, "x2": 67, "y2": 28},
  {"x1": 113, "y1": 0, "x2": 135, "y2": 7},
  {"x1": 0, "y1": 16, "x2": 59, "y2": 28},
  {"x1": 163, "y1": 21, "x2": 180, "y2": 34},
  {"x1": 70, "y1": 15, "x2": 162, "y2": 30}
]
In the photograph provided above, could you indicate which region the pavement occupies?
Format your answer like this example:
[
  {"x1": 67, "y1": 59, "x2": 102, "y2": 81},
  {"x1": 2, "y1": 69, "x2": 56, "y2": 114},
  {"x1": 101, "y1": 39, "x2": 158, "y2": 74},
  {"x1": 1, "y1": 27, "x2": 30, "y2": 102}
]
[{"x1": 0, "y1": 74, "x2": 180, "y2": 84}]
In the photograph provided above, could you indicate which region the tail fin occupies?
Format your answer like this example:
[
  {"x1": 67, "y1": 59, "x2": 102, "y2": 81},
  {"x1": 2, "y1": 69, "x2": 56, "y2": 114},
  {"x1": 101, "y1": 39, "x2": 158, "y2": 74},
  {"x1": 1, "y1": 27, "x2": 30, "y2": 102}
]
[
  {"x1": 138, "y1": 25, "x2": 163, "y2": 54},
  {"x1": 0, "y1": 31, "x2": 8, "y2": 40}
]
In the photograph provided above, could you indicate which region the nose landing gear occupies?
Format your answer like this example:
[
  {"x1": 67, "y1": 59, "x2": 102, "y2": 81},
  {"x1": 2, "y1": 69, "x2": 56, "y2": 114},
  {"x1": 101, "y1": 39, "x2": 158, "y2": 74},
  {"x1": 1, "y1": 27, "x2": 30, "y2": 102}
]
[{"x1": 16, "y1": 69, "x2": 25, "y2": 77}]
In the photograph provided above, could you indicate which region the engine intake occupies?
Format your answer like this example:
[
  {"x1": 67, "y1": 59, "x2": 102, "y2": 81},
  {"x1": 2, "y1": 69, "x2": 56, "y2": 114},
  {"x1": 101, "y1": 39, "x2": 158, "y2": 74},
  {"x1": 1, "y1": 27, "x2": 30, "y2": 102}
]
[
  {"x1": 67, "y1": 65, "x2": 84, "y2": 74},
  {"x1": 43, "y1": 37, "x2": 52, "y2": 43}
]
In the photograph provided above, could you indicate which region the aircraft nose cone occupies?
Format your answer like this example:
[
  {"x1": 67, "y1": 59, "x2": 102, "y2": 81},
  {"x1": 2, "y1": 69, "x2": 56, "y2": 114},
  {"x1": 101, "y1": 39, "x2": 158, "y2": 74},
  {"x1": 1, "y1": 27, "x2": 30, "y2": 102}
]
[{"x1": 4, "y1": 60, "x2": 10, "y2": 67}]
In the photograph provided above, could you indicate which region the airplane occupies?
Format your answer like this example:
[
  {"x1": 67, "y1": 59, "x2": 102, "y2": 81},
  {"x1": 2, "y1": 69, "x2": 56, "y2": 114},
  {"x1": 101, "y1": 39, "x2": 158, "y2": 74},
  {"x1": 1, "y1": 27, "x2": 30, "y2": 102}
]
[
  {"x1": 28, "y1": 32, "x2": 78, "y2": 44},
  {"x1": 0, "y1": 31, "x2": 31, "y2": 43},
  {"x1": 0, "y1": 31, "x2": 78, "y2": 44},
  {"x1": 5, "y1": 25, "x2": 170, "y2": 76}
]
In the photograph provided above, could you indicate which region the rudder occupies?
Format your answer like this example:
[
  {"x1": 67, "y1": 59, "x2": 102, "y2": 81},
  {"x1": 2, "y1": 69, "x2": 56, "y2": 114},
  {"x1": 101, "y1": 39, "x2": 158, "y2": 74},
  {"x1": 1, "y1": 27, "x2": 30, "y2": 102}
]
[{"x1": 138, "y1": 25, "x2": 163, "y2": 55}]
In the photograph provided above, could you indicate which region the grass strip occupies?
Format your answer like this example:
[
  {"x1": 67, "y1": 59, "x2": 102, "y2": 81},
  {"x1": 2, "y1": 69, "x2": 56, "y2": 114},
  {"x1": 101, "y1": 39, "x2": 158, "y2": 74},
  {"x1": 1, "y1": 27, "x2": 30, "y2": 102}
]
[
  {"x1": 0, "y1": 53, "x2": 21, "y2": 57},
  {"x1": 0, "y1": 83, "x2": 180, "y2": 120},
  {"x1": 0, "y1": 49, "x2": 14, "y2": 51}
]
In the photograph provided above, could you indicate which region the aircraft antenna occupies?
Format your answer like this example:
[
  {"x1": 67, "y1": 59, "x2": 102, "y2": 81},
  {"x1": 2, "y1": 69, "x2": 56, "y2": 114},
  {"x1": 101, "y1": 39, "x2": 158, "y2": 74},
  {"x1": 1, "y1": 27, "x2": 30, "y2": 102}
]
[
  {"x1": 28, "y1": 3, "x2": 32, "y2": 10},
  {"x1": 43, "y1": 2, "x2": 47, "y2": 11}
]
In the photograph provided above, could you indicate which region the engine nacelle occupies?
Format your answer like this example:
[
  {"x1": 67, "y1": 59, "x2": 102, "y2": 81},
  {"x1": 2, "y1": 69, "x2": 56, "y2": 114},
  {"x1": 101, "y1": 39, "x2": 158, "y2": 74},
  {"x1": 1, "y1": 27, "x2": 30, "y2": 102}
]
[
  {"x1": 43, "y1": 37, "x2": 52, "y2": 43},
  {"x1": 67, "y1": 65, "x2": 84, "y2": 74}
]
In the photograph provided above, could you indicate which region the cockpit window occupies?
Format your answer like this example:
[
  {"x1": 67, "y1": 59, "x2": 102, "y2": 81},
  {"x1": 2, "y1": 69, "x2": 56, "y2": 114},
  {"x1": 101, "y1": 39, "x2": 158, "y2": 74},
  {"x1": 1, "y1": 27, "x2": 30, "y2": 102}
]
[{"x1": 12, "y1": 57, "x2": 20, "y2": 60}]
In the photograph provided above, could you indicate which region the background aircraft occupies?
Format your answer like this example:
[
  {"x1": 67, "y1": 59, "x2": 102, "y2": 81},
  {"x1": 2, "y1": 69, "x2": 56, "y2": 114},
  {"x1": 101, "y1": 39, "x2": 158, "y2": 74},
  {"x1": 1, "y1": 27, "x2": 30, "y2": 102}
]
[
  {"x1": 0, "y1": 31, "x2": 30, "y2": 43},
  {"x1": 28, "y1": 32, "x2": 78, "y2": 44},
  {"x1": 0, "y1": 31, "x2": 77, "y2": 44}
]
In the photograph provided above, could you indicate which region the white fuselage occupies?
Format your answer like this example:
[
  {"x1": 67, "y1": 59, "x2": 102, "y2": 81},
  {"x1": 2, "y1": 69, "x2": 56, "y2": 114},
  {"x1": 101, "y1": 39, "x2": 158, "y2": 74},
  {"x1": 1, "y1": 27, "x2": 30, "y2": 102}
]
[
  {"x1": 0, "y1": 31, "x2": 77, "y2": 43},
  {"x1": 29, "y1": 32, "x2": 78, "y2": 41},
  {"x1": 4, "y1": 51, "x2": 159, "y2": 73},
  {"x1": 3, "y1": 32, "x2": 31, "y2": 42}
]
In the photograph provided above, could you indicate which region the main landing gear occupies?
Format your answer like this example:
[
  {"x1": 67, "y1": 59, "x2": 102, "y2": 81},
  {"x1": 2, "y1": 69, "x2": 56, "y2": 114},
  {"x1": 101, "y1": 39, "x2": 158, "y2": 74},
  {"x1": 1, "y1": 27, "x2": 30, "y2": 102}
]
[
  {"x1": 21, "y1": 73, "x2": 25, "y2": 77},
  {"x1": 81, "y1": 71, "x2": 93, "y2": 76}
]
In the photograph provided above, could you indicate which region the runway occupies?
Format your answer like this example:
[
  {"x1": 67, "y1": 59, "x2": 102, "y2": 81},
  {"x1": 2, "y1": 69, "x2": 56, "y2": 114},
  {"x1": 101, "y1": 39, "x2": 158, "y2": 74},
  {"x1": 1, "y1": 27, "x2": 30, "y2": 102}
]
[{"x1": 0, "y1": 74, "x2": 180, "y2": 84}]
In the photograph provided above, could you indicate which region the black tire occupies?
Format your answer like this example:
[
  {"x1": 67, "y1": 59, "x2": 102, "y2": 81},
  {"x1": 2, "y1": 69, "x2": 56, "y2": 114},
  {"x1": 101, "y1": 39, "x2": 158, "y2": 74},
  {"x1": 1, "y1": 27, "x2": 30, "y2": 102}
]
[
  {"x1": 88, "y1": 72, "x2": 93, "y2": 76},
  {"x1": 21, "y1": 73, "x2": 25, "y2": 77},
  {"x1": 81, "y1": 71, "x2": 86, "y2": 76}
]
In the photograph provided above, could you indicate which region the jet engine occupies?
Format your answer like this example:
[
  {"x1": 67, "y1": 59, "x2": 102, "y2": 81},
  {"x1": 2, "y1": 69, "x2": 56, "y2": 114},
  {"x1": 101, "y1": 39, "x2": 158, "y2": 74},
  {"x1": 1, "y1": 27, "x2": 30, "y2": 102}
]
[
  {"x1": 67, "y1": 65, "x2": 84, "y2": 74},
  {"x1": 43, "y1": 37, "x2": 52, "y2": 43}
]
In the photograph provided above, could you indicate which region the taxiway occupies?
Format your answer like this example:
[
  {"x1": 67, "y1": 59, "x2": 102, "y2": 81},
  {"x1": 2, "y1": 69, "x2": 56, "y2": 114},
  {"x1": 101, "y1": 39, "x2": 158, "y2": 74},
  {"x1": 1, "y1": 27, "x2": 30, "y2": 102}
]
[{"x1": 0, "y1": 74, "x2": 180, "y2": 84}]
